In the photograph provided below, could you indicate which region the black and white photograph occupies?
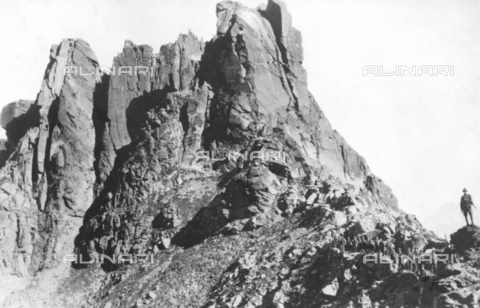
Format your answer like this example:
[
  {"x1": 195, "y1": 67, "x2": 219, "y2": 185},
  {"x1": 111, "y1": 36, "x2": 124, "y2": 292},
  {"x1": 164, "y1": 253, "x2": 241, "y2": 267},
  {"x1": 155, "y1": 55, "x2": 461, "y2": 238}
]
[{"x1": 0, "y1": 0, "x2": 479, "y2": 307}]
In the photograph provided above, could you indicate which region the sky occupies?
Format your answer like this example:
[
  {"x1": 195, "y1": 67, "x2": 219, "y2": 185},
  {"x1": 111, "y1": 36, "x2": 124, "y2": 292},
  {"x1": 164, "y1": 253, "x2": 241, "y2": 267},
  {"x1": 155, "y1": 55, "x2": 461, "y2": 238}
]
[{"x1": 0, "y1": 0, "x2": 479, "y2": 235}]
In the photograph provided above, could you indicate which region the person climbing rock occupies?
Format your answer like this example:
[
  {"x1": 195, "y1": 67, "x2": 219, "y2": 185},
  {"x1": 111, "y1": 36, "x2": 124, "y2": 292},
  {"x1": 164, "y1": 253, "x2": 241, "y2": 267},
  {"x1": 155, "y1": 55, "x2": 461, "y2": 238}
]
[
  {"x1": 352, "y1": 236, "x2": 359, "y2": 252},
  {"x1": 236, "y1": 156, "x2": 244, "y2": 172},
  {"x1": 305, "y1": 180, "x2": 322, "y2": 205},
  {"x1": 358, "y1": 289, "x2": 372, "y2": 308},
  {"x1": 339, "y1": 235, "x2": 347, "y2": 251},
  {"x1": 443, "y1": 243, "x2": 455, "y2": 264},
  {"x1": 431, "y1": 248, "x2": 437, "y2": 272},
  {"x1": 279, "y1": 186, "x2": 300, "y2": 216},
  {"x1": 377, "y1": 238, "x2": 385, "y2": 255},
  {"x1": 87, "y1": 240, "x2": 98, "y2": 265},
  {"x1": 460, "y1": 188, "x2": 475, "y2": 226},
  {"x1": 102, "y1": 192, "x2": 114, "y2": 212},
  {"x1": 98, "y1": 234, "x2": 111, "y2": 254}
]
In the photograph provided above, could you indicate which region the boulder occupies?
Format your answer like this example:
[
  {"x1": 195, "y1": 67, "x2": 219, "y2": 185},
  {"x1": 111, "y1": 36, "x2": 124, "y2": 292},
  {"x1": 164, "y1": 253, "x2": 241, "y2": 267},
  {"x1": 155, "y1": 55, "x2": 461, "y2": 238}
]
[
  {"x1": 0, "y1": 100, "x2": 35, "y2": 130},
  {"x1": 349, "y1": 219, "x2": 375, "y2": 237},
  {"x1": 0, "y1": 100, "x2": 37, "y2": 145},
  {"x1": 322, "y1": 278, "x2": 339, "y2": 296},
  {"x1": 451, "y1": 225, "x2": 480, "y2": 252},
  {"x1": 410, "y1": 233, "x2": 428, "y2": 251},
  {"x1": 334, "y1": 211, "x2": 347, "y2": 227}
]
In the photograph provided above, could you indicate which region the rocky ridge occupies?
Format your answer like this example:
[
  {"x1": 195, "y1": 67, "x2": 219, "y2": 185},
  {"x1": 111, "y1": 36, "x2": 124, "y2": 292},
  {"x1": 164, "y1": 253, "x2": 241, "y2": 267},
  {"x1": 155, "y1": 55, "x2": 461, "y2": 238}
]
[{"x1": 0, "y1": 1, "x2": 477, "y2": 307}]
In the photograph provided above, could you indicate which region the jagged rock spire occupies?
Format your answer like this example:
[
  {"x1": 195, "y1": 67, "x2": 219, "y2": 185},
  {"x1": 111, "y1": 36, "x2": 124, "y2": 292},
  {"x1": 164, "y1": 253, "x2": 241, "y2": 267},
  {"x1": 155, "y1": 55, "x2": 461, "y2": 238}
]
[{"x1": 0, "y1": 39, "x2": 99, "y2": 277}]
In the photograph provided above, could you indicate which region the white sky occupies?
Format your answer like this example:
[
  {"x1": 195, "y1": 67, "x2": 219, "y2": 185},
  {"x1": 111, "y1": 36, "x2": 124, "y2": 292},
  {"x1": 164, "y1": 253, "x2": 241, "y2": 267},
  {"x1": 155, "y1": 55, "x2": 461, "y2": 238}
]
[{"x1": 0, "y1": 0, "x2": 479, "y2": 233}]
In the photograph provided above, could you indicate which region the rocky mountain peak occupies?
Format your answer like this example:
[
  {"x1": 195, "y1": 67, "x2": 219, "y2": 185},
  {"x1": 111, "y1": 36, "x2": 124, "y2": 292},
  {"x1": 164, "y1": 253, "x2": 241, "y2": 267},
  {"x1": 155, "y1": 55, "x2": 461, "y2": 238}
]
[{"x1": 0, "y1": 1, "x2": 476, "y2": 308}]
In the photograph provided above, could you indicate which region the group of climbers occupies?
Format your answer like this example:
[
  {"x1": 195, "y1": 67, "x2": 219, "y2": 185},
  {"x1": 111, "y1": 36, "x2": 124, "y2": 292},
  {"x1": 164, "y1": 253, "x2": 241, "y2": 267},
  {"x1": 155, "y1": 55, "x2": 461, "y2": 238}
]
[
  {"x1": 83, "y1": 197, "x2": 183, "y2": 268},
  {"x1": 323, "y1": 225, "x2": 457, "y2": 307},
  {"x1": 273, "y1": 173, "x2": 358, "y2": 219},
  {"x1": 271, "y1": 159, "x2": 453, "y2": 281},
  {"x1": 302, "y1": 178, "x2": 356, "y2": 210},
  {"x1": 79, "y1": 133, "x2": 470, "y2": 307}
]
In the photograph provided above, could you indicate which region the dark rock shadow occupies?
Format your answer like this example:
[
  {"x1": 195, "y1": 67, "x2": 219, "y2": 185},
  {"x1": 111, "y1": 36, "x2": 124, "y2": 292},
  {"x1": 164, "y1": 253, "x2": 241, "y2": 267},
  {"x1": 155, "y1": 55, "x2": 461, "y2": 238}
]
[{"x1": 172, "y1": 194, "x2": 230, "y2": 248}]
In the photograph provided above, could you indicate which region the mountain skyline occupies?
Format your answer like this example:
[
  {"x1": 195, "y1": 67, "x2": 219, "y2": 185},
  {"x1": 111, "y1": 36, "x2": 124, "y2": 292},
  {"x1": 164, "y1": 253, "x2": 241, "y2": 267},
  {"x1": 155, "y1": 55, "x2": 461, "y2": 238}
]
[{"x1": 2, "y1": 0, "x2": 479, "y2": 224}]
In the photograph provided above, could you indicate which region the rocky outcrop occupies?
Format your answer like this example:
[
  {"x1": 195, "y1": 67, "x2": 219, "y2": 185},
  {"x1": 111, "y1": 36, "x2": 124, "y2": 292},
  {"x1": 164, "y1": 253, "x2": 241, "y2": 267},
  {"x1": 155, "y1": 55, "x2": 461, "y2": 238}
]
[
  {"x1": 0, "y1": 100, "x2": 38, "y2": 165},
  {"x1": 366, "y1": 175, "x2": 401, "y2": 214},
  {"x1": 17, "y1": 200, "x2": 443, "y2": 308},
  {"x1": 57, "y1": 3, "x2": 431, "y2": 307},
  {"x1": 0, "y1": 100, "x2": 37, "y2": 144},
  {"x1": 0, "y1": 39, "x2": 99, "y2": 279},
  {"x1": 0, "y1": 1, "x2": 460, "y2": 307},
  {"x1": 107, "y1": 41, "x2": 155, "y2": 151},
  {"x1": 451, "y1": 225, "x2": 480, "y2": 252},
  {"x1": 66, "y1": 0, "x2": 390, "y2": 286},
  {"x1": 0, "y1": 100, "x2": 34, "y2": 128},
  {"x1": 0, "y1": 139, "x2": 8, "y2": 167},
  {"x1": 96, "y1": 32, "x2": 204, "y2": 185},
  {"x1": 200, "y1": 0, "x2": 372, "y2": 188}
]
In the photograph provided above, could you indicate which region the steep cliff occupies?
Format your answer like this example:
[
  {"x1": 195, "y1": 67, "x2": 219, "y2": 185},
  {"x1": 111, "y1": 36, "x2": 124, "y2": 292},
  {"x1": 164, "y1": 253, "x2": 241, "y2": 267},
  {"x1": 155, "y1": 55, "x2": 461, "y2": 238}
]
[{"x1": 0, "y1": 39, "x2": 98, "y2": 278}]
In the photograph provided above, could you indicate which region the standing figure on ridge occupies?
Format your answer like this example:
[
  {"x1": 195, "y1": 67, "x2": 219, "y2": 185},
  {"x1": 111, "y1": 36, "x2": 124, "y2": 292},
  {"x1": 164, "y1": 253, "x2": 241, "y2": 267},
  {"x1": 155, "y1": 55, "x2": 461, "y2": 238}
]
[{"x1": 460, "y1": 188, "x2": 475, "y2": 226}]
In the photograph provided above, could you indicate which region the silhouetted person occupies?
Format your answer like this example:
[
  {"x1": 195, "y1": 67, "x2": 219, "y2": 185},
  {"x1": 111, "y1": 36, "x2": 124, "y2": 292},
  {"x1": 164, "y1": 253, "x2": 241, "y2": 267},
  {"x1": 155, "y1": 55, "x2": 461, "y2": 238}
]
[{"x1": 461, "y1": 188, "x2": 476, "y2": 226}]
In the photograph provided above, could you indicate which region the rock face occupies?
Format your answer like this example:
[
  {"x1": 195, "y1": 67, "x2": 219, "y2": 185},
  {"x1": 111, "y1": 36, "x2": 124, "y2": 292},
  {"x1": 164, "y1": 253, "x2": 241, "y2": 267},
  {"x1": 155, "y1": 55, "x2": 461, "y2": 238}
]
[
  {"x1": 96, "y1": 32, "x2": 204, "y2": 185},
  {"x1": 0, "y1": 1, "x2": 468, "y2": 308},
  {"x1": 0, "y1": 39, "x2": 99, "y2": 278},
  {"x1": 451, "y1": 225, "x2": 480, "y2": 252},
  {"x1": 0, "y1": 100, "x2": 38, "y2": 166},
  {"x1": 200, "y1": 0, "x2": 371, "y2": 185},
  {"x1": 0, "y1": 139, "x2": 8, "y2": 167},
  {"x1": 0, "y1": 100, "x2": 37, "y2": 144},
  {"x1": 70, "y1": 0, "x2": 388, "y2": 268}
]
